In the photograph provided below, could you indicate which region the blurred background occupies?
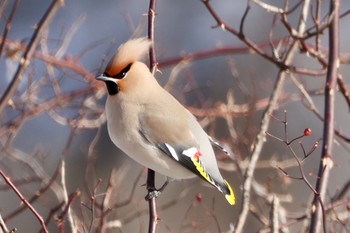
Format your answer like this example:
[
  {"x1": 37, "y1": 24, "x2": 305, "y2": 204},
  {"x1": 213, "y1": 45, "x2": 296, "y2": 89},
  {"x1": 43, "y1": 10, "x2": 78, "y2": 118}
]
[{"x1": 0, "y1": 0, "x2": 350, "y2": 232}]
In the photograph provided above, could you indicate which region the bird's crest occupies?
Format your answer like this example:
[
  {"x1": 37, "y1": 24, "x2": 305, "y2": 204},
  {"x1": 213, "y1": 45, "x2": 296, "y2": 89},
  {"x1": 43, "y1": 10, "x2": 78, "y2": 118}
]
[{"x1": 105, "y1": 37, "x2": 151, "y2": 76}]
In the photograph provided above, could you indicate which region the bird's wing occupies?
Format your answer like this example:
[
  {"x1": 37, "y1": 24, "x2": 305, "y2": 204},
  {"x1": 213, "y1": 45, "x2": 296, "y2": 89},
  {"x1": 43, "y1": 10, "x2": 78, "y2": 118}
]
[
  {"x1": 138, "y1": 106, "x2": 232, "y2": 196},
  {"x1": 138, "y1": 106, "x2": 200, "y2": 174}
]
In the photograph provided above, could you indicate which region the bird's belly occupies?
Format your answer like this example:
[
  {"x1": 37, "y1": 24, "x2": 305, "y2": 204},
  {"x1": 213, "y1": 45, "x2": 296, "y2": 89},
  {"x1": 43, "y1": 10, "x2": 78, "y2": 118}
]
[
  {"x1": 121, "y1": 141, "x2": 196, "y2": 179},
  {"x1": 111, "y1": 133, "x2": 195, "y2": 179}
]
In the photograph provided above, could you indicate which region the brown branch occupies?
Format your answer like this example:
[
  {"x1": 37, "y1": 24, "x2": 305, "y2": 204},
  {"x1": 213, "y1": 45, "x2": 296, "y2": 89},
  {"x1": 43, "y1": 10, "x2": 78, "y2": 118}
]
[
  {"x1": 0, "y1": 0, "x2": 19, "y2": 57},
  {"x1": 43, "y1": 201, "x2": 65, "y2": 232},
  {"x1": 0, "y1": 87, "x2": 99, "y2": 139},
  {"x1": 0, "y1": 0, "x2": 64, "y2": 116},
  {"x1": 96, "y1": 169, "x2": 144, "y2": 229},
  {"x1": 148, "y1": 0, "x2": 157, "y2": 74},
  {"x1": 337, "y1": 75, "x2": 350, "y2": 111},
  {"x1": 147, "y1": 169, "x2": 157, "y2": 233},
  {"x1": 0, "y1": 169, "x2": 49, "y2": 233},
  {"x1": 310, "y1": 0, "x2": 339, "y2": 232},
  {"x1": 234, "y1": 36, "x2": 286, "y2": 233},
  {"x1": 158, "y1": 46, "x2": 258, "y2": 68},
  {"x1": 113, "y1": 170, "x2": 143, "y2": 208},
  {"x1": 178, "y1": 1, "x2": 330, "y2": 77},
  {"x1": 270, "y1": 196, "x2": 279, "y2": 233},
  {"x1": 56, "y1": 191, "x2": 80, "y2": 231},
  {"x1": 233, "y1": 0, "x2": 312, "y2": 231},
  {"x1": 202, "y1": 0, "x2": 288, "y2": 71},
  {"x1": 290, "y1": 73, "x2": 350, "y2": 143},
  {"x1": 315, "y1": 0, "x2": 321, "y2": 51},
  {"x1": 267, "y1": 112, "x2": 320, "y2": 193},
  {"x1": 340, "y1": 8, "x2": 350, "y2": 18},
  {"x1": 239, "y1": 1, "x2": 251, "y2": 36},
  {"x1": 266, "y1": 111, "x2": 328, "y2": 233},
  {"x1": 0, "y1": 211, "x2": 11, "y2": 232},
  {"x1": 95, "y1": 168, "x2": 144, "y2": 231},
  {"x1": 3, "y1": 160, "x2": 61, "y2": 221},
  {"x1": 147, "y1": 1, "x2": 158, "y2": 233},
  {"x1": 0, "y1": 176, "x2": 41, "y2": 190},
  {"x1": 0, "y1": 37, "x2": 105, "y2": 84}
]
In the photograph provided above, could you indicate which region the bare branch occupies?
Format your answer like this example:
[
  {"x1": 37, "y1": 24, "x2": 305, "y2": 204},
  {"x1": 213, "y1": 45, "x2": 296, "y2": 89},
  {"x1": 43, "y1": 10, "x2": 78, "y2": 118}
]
[
  {"x1": 337, "y1": 74, "x2": 350, "y2": 111},
  {"x1": 147, "y1": 1, "x2": 158, "y2": 233},
  {"x1": 0, "y1": 0, "x2": 19, "y2": 57},
  {"x1": 0, "y1": 0, "x2": 64, "y2": 115},
  {"x1": 310, "y1": 0, "x2": 340, "y2": 232},
  {"x1": 0, "y1": 169, "x2": 49, "y2": 233},
  {"x1": 270, "y1": 195, "x2": 280, "y2": 233}
]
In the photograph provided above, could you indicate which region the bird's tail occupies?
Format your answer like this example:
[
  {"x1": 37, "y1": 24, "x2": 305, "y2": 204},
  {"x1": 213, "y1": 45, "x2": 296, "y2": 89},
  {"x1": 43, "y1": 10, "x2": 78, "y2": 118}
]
[{"x1": 221, "y1": 180, "x2": 236, "y2": 205}]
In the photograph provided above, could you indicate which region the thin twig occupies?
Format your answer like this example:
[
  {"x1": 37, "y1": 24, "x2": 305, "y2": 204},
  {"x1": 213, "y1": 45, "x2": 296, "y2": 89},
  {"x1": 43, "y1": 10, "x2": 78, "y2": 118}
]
[
  {"x1": 290, "y1": 73, "x2": 350, "y2": 143},
  {"x1": 148, "y1": 0, "x2": 157, "y2": 75},
  {"x1": 337, "y1": 75, "x2": 350, "y2": 111},
  {"x1": 270, "y1": 195, "x2": 279, "y2": 233},
  {"x1": 61, "y1": 127, "x2": 79, "y2": 233},
  {"x1": 239, "y1": 1, "x2": 251, "y2": 36},
  {"x1": 0, "y1": 169, "x2": 49, "y2": 233},
  {"x1": 0, "y1": 0, "x2": 19, "y2": 57},
  {"x1": 0, "y1": 176, "x2": 41, "y2": 190},
  {"x1": 4, "y1": 159, "x2": 61, "y2": 221},
  {"x1": 331, "y1": 179, "x2": 350, "y2": 201},
  {"x1": 315, "y1": 0, "x2": 321, "y2": 51},
  {"x1": 0, "y1": 213, "x2": 10, "y2": 233}
]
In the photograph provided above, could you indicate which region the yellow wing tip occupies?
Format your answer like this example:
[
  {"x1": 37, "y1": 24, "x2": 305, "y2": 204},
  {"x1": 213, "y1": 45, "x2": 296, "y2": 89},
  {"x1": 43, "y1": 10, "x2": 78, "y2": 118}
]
[{"x1": 224, "y1": 180, "x2": 236, "y2": 205}]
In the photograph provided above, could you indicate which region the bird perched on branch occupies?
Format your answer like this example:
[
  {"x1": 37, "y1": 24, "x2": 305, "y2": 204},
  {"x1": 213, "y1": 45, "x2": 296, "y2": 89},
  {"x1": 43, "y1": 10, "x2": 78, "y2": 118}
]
[{"x1": 96, "y1": 38, "x2": 235, "y2": 205}]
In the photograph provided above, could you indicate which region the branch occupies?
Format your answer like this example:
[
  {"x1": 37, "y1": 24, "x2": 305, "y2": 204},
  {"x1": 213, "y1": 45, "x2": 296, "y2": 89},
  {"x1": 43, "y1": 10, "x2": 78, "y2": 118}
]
[
  {"x1": 0, "y1": 0, "x2": 19, "y2": 57},
  {"x1": 233, "y1": 0, "x2": 311, "y2": 231},
  {"x1": 202, "y1": 0, "x2": 288, "y2": 70},
  {"x1": 3, "y1": 158, "x2": 61, "y2": 221},
  {"x1": 0, "y1": 169, "x2": 49, "y2": 233},
  {"x1": 147, "y1": 1, "x2": 158, "y2": 233},
  {"x1": 337, "y1": 75, "x2": 350, "y2": 111},
  {"x1": 148, "y1": 0, "x2": 157, "y2": 74},
  {"x1": 0, "y1": 0, "x2": 64, "y2": 116},
  {"x1": 310, "y1": 0, "x2": 339, "y2": 232},
  {"x1": 270, "y1": 195, "x2": 280, "y2": 233}
]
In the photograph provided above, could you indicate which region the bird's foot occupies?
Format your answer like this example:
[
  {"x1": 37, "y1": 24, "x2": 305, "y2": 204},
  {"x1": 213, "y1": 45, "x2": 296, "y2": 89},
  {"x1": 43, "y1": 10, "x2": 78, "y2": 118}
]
[
  {"x1": 145, "y1": 189, "x2": 162, "y2": 200},
  {"x1": 144, "y1": 178, "x2": 170, "y2": 201}
]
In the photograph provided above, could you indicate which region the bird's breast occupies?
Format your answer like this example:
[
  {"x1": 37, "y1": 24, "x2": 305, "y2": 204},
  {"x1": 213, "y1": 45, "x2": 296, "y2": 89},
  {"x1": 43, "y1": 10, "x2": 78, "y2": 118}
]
[{"x1": 106, "y1": 97, "x2": 137, "y2": 140}]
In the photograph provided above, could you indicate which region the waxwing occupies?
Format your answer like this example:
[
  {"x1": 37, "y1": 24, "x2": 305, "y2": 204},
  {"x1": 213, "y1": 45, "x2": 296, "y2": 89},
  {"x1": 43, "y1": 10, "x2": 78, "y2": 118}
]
[{"x1": 96, "y1": 38, "x2": 235, "y2": 205}]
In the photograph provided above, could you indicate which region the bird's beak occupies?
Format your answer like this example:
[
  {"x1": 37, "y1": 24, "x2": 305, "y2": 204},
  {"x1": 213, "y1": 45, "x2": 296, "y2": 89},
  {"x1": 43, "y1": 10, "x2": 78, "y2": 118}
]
[{"x1": 96, "y1": 73, "x2": 117, "y2": 83}]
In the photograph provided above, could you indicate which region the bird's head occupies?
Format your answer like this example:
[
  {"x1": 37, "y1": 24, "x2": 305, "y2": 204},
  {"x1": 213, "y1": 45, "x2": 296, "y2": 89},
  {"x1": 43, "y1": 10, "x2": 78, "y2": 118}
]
[{"x1": 96, "y1": 38, "x2": 153, "y2": 96}]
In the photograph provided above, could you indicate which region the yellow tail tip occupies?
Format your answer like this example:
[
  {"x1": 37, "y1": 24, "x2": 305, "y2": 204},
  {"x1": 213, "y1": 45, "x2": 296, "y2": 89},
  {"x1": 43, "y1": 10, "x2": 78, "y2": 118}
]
[{"x1": 224, "y1": 180, "x2": 236, "y2": 205}]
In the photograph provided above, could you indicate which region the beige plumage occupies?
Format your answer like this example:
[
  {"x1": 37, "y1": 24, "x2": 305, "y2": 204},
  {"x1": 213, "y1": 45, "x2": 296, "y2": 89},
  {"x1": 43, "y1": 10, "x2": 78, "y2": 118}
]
[{"x1": 96, "y1": 38, "x2": 235, "y2": 205}]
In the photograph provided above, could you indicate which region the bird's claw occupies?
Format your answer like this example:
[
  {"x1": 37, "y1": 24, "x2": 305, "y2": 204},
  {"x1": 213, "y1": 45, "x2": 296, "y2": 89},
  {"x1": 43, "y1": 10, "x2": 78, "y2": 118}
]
[{"x1": 145, "y1": 189, "x2": 162, "y2": 200}]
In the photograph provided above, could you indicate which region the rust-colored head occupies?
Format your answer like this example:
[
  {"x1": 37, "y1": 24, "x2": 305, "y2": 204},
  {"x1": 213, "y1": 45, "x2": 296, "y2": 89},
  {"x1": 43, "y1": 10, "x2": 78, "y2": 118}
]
[
  {"x1": 96, "y1": 38, "x2": 153, "y2": 95},
  {"x1": 105, "y1": 38, "x2": 151, "y2": 77}
]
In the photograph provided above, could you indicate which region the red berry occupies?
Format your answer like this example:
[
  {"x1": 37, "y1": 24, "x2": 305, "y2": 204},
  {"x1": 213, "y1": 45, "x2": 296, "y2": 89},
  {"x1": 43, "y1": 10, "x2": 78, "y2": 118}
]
[
  {"x1": 304, "y1": 128, "x2": 312, "y2": 136},
  {"x1": 347, "y1": 202, "x2": 350, "y2": 211},
  {"x1": 196, "y1": 193, "x2": 203, "y2": 202}
]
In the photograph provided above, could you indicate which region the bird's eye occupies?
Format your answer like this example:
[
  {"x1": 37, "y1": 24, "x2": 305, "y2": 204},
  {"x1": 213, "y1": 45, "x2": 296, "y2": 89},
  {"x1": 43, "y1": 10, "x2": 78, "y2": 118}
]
[{"x1": 113, "y1": 63, "x2": 132, "y2": 79}]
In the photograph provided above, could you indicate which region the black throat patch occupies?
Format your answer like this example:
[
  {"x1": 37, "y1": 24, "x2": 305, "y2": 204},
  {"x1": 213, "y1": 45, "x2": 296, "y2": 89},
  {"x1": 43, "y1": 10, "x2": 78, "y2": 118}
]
[{"x1": 105, "y1": 81, "x2": 120, "y2": 95}]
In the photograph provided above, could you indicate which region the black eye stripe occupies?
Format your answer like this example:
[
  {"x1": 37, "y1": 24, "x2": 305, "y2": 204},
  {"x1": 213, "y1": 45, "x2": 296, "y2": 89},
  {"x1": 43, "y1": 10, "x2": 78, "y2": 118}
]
[
  {"x1": 113, "y1": 63, "x2": 132, "y2": 79},
  {"x1": 103, "y1": 63, "x2": 132, "y2": 79}
]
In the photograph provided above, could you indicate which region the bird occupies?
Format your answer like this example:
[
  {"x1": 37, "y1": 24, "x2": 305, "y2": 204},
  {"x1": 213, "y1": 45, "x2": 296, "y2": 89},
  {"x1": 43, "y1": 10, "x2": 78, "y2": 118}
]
[{"x1": 96, "y1": 37, "x2": 235, "y2": 205}]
